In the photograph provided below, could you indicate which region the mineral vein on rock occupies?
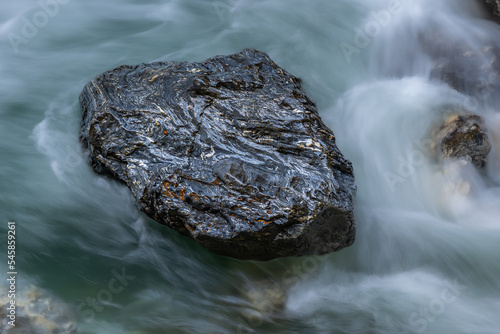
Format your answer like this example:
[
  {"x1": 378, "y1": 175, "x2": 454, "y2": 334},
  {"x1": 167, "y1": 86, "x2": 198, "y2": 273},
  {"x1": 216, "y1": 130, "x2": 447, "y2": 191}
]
[{"x1": 80, "y1": 48, "x2": 356, "y2": 260}]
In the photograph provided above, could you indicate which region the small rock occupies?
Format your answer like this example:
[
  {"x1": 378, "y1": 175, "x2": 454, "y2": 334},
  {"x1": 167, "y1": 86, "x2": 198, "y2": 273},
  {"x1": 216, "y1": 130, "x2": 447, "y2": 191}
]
[
  {"x1": 80, "y1": 49, "x2": 356, "y2": 261},
  {"x1": 432, "y1": 112, "x2": 492, "y2": 167}
]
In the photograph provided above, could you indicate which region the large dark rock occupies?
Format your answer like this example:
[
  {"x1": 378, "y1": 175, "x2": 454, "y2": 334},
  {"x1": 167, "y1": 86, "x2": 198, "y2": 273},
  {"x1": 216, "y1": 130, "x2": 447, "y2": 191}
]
[{"x1": 80, "y1": 49, "x2": 356, "y2": 260}]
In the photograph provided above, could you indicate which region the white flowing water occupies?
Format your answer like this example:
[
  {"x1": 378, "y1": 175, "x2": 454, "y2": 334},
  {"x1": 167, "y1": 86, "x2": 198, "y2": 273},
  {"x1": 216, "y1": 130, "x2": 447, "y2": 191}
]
[{"x1": 1, "y1": 0, "x2": 500, "y2": 333}]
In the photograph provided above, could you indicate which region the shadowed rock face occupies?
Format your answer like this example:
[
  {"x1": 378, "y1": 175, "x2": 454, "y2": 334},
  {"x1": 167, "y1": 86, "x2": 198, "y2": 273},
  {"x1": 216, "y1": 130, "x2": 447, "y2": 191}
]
[
  {"x1": 80, "y1": 49, "x2": 356, "y2": 260},
  {"x1": 429, "y1": 45, "x2": 500, "y2": 106},
  {"x1": 479, "y1": 0, "x2": 500, "y2": 17}
]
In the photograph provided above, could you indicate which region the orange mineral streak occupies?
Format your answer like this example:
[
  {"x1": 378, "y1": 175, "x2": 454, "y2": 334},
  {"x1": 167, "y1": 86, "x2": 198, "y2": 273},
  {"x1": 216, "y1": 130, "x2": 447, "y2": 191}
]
[
  {"x1": 162, "y1": 181, "x2": 174, "y2": 198},
  {"x1": 211, "y1": 177, "x2": 222, "y2": 186},
  {"x1": 163, "y1": 190, "x2": 174, "y2": 198},
  {"x1": 162, "y1": 180, "x2": 188, "y2": 201}
]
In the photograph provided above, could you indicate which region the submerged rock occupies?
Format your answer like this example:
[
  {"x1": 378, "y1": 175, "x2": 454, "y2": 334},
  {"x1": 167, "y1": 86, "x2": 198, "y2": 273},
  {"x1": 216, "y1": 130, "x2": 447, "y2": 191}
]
[
  {"x1": 432, "y1": 112, "x2": 491, "y2": 167},
  {"x1": 479, "y1": 0, "x2": 500, "y2": 17},
  {"x1": 241, "y1": 278, "x2": 286, "y2": 315},
  {"x1": 421, "y1": 29, "x2": 500, "y2": 106},
  {"x1": 421, "y1": 29, "x2": 497, "y2": 170},
  {"x1": 420, "y1": 28, "x2": 500, "y2": 108},
  {"x1": 429, "y1": 45, "x2": 500, "y2": 105},
  {"x1": 80, "y1": 48, "x2": 356, "y2": 260},
  {"x1": 0, "y1": 285, "x2": 77, "y2": 334}
]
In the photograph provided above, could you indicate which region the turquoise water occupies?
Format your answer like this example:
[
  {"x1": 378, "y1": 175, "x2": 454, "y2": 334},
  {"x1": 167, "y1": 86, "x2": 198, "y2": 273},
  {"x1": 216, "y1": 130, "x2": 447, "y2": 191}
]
[{"x1": 2, "y1": 0, "x2": 500, "y2": 333}]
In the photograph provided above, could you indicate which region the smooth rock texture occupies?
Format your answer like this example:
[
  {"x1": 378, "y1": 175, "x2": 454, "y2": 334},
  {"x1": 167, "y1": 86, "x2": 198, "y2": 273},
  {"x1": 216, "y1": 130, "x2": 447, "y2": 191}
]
[
  {"x1": 80, "y1": 49, "x2": 356, "y2": 260},
  {"x1": 432, "y1": 113, "x2": 491, "y2": 167}
]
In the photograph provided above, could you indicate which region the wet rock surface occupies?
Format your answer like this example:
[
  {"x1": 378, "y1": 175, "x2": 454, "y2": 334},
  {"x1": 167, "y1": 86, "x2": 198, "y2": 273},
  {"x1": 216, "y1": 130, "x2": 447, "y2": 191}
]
[
  {"x1": 432, "y1": 112, "x2": 491, "y2": 167},
  {"x1": 0, "y1": 285, "x2": 77, "y2": 334},
  {"x1": 80, "y1": 48, "x2": 356, "y2": 260}
]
